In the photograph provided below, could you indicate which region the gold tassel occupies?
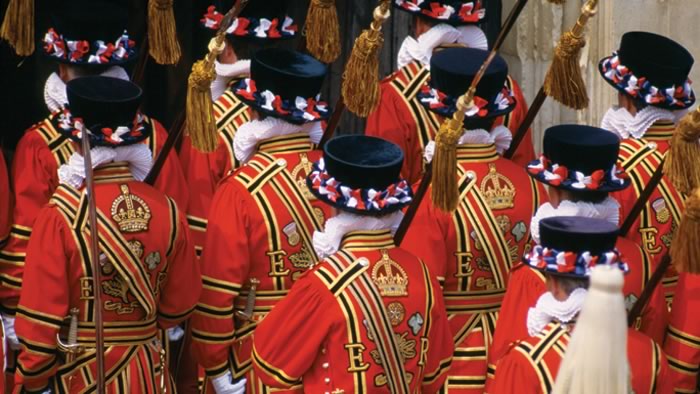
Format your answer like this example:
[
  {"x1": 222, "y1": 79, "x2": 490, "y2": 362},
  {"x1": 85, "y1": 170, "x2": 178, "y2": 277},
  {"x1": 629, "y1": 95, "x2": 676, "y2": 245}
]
[
  {"x1": 148, "y1": 0, "x2": 182, "y2": 65},
  {"x1": 341, "y1": 1, "x2": 391, "y2": 117},
  {"x1": 672, "y1": 188, "x2": 700, "y2": 274},
  {"x1": 664, "y1": 107, "x2": 700, "y2": 195},
  {"x1": 184, "y1": 38, "x2": 223, "y2": 153},
  {"x1": 0, "y1": 0, "x2": 34, "y2": 56},
  {"x1": 543, "y1": 0, "x2": 598, "y2": 110},
  {"x1": 431, "y1": 92, "x2": 472, "y2": 212},
  {"x1": 304, "y1": 0, "x2": 340, "y2": 64}
]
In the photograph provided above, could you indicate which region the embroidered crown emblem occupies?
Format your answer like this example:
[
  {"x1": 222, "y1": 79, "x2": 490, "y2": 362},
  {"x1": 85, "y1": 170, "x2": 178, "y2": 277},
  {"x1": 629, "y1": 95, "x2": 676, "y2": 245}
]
[
  {"x1": 292, "y1": 153, "x2": 316, "y2": 200},
  {"x1": 110, "y1": 185, "x2": 152, "y2": 233},
  {"x1": 371, "y1": 249, "x2": 409, "y2": 297},
  {"x1": 480, "y1": 163, "x2": 516, "y2": 211}
]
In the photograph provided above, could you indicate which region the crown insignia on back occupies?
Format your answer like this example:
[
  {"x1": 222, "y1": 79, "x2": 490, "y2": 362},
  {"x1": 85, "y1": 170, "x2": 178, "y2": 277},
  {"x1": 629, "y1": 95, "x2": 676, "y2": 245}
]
[
  {"x1": 111, "y1": 185, "x2": 152, "y2": 233},
  {"x1": 371, "y1": 249, "x2": 409, "y2": 297},
  {"x1": 480, "y1": 164, "x2": 516, "y2": 211}
]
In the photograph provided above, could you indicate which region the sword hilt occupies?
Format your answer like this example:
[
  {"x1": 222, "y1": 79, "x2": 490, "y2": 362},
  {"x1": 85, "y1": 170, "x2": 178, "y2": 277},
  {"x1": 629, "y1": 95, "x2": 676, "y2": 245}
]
[
  {"x1": 57, "y1": 307, "x2": 83, "y2": 360},
  {"x1": 234, "y1": 278, "x2": 260, "y2": 322}
]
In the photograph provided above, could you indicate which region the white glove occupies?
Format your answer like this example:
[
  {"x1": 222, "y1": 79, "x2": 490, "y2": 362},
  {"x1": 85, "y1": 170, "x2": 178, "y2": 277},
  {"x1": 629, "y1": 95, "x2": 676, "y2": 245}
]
[
  {"x1": 167, "y1": 326, "x2": 185, "y2": 342},
  {"x1": 212, "y1": 371, "x2": 246, "y2": 394},
  {"x1": 1, "y1": 313, "x2": 20, "y2": 350}
]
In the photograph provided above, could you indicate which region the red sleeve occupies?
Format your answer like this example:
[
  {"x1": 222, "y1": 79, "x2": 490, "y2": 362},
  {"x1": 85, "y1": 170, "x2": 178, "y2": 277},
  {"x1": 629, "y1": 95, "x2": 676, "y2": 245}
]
[
  {"x1": 664, "y1": 273, "x2": 700, "y2": 393},
  {"x1": 365, "y1": 83, "x2": 424, "y2": 186},
  {"x1": 655, "y1": 341, "x2": 673, "y2": 394},
  {"x1": 0, "y1": 131, "x2": 59, "y2": 312},
  {"x1": 157, "y1": 202, "x2": 201, "y2": 328},
  {"x1": 178, "y1": 134, "x2": 233, "y2": 258},
  {"x1": 494, "y1": 77, "x2": 536, "y2": 168},
  {"x1": 640, "y1": 276, "x2": 669, "y2": 345},
  {"x1": 489, "y1": 347, "x2": 542, "y2": 394},
  {"x1": 252, "y1": 272, "x2": 334, "y2": 388},
  {"x1": 401, "y1": 193, "x2": 450, "y2": 283},
  {"x1": 421, "y1": 264, "x2": 454, "y2": 392},
  {"x1": 150, "y1": 121, "x2": 190, "y2": 213},
  {"x1": 489, "y1": 266, "x2": 546, "y2": 369},
  {"x1": 190, "y1": 179, "x2": 252, "y2": 377},
  {"x1": 15, "y1": 208, "x2": 71, "y2": 391}
]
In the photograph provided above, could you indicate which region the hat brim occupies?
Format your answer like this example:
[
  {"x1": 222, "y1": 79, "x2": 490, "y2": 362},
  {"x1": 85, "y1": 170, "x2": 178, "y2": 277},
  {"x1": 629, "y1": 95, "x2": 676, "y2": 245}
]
[
  {"x1": 43, "y1": 50, "x2": 137, "y2": 67},
  {"x1": 598, "y1": 56, "x2": 696, "y2": 111},
  {"x1": 200, "y1": 14, "x2": 298, "y2": 41},
  {"x1": 232, "y1": 79, "x2": 330, "y2": 124},
  {"x1": 392, "y1": 2, "x2": 485, "y2": 25},
  {"x1": 525, "y1": 257, "x2": 591, "y2": 280},
  {"x1": 51, "y1": 110, "x2": 152, "y2": 147},
  {"x1": 526, "y1": 157, "x2": 630, "y2": 193}
]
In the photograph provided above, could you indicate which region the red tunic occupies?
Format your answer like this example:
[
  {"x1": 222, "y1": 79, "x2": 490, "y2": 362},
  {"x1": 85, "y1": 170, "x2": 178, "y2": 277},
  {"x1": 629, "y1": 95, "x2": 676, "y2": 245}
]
[
  {"x1": 664, "y1": 273, "x2": 700, "y2": 393},
  {"x1": 401, "y1": 143, "x2": 547, "y2": 393},
  {"x1": 488, "y1": 236, "x2": 668, "y2": 381},
  {"x1": 178, "y1": 86, "x2": 251, "y2": 259},
  {"x1": 14, "y1": 163, "x2": 200, "y2": 393},
  {"x1": 0, "y1": 149, "x2": 10, "y2": 246},
  {"x1": 365, "y1": 61, "x2": 536, "y2": 186},
  {"x1": 490, "y1": 322, "x2": 670, "y2": 394},
  {"x1": 252, "y1": 230, "x2": 454, "y2": 393},
  {"x1": 189, "y1": 133, "x2": 332, "y2": 393},
  {"x1": 612, "y1": 121, "x2": 685, "y2": 305},
  {"x1": 0, "y1": 114, "x2": 189, "y2": 313}
]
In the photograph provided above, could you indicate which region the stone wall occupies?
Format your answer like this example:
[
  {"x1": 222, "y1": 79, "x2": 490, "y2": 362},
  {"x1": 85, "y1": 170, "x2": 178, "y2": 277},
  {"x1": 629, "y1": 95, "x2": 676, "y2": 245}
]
[{"x1": 500, "y1": 0, "x2": 700, "y2": 153}]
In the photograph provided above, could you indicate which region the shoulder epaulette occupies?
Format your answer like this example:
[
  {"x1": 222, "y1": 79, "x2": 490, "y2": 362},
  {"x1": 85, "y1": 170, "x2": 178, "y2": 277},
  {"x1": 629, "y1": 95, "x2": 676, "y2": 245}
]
[{"x1": 389, "y1": 61, "x2": 431, "y2": 101}]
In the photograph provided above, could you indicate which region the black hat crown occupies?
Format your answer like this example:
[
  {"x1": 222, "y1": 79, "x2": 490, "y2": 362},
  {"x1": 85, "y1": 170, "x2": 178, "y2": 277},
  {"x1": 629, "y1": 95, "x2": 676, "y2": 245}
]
[
  {"x1": 527, "y1": 125, "x2": 629, "y2": 192},
  {"x1": 45, "y1": 0, "x2": 136, "y2": 66},
  {"x1": 307, "y1": 136, "x2": 413, "y2": 216},
  {"x1": 599, "y1": 31, "x2": 695, "y2": 110},
  {"x1": 63, "y1": 76, "x2": 150, "y2": 147},
  {"x1": 233, "y1": 48, "x2": 329, "y2": 123}
]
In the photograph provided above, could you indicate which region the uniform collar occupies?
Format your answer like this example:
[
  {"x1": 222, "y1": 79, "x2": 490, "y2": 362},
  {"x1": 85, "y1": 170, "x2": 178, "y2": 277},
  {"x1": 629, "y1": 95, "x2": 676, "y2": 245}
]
[
  {"x1": 257, "y1": 133, "x2": 315, "y2": 155},
  {"x1": 643, "y1": 120, "x2": 675, "y2": 142},
  {"x1": 340, "y1": 229, "x2": 396, "y2": 251},
  {"x1": 456, "y1": 143, "x2": 499, "y2": 163},
  {"x1": 94, "y1": 161, "x2": 135, "y2": 184}
]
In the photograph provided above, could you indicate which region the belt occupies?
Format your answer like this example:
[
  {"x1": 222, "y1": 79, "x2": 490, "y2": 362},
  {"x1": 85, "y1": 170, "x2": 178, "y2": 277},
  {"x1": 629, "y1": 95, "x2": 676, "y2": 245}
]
[
  {"x1": 442, "y1": 289, "x2": 505, "y2": 314},
  {"x1": 234, "y1": 289, "x2": 289, "y2": 314},
  {"x1": 76, "y1": 320, "x2": 158, "y2": 346}
]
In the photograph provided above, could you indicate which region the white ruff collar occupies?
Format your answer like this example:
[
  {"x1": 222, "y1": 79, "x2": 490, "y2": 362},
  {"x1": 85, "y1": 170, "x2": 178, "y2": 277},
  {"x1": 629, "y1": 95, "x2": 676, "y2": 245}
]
[
  {"x1": 233, "y1": 117, "x2": 322, "y2": 163},
  {"x1": 211, "y1": 59, "x2": 251, "y2": 101},
  {"x1": 600, "y1": 105, "x2": 685, "y2": 140},
  {"x1": 423, "y1": 125, "x2": 512, "y2": 163},
  {"x1": 312, "y1": 211, "x2": 403, "y2": 260},
  {"x1": 397, "y1": 23, "x2": 488, "y2": 69},
  {"x1": 527, "y1": 288, "x2": 587, "y2": 336},
  {"x1": 530, "y1": 197, "x2": 620, "y2": 245},
  {"x1": 58, "y1": 144, "x2": 153, "y2": 188},
  {"x1": 44, "y1": 66, "x2": 129, "y2": 113}
]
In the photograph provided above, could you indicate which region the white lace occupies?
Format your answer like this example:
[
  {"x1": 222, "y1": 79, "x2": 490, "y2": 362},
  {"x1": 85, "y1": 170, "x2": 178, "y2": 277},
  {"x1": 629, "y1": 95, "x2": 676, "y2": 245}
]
[
  {"x1": 57, "y1": 144, "x2": 153, "y2": 188},
  {"x1": 233, "y1": 117, "x2": 322, "y2": 163},
  {"x1": 312, "y1": 211, "x2": 403, "y2": 260},
  {"x1": 397, "y1": 24, "x2": 488, "y2": 69},
  {"x1": 600, "y1": 105, "x2": 685, "y2": 140},
  {"x1": 212, "y1": 371, "x2": 246, "y2": 394},
  {"x1": 423, "y1": 125, "x2": 512, "y2": 163},
  {"x1": 526, "y1": 288, "x2": 587, "y2": 336},
  {"x1": 210, "y1": 59, "x2": 251, "y2": 101},
  {"x1": 529, "y1": 198, "x2": 620, "y2": 245},
  {"x1": 43, "y1": 66, "x2": 129, "y2": 113}
]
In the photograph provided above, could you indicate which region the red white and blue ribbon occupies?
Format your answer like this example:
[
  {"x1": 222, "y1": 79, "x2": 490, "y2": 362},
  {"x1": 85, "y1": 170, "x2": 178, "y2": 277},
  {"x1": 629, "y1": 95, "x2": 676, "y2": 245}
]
[
  {"x1": 234, "y1": 78, "x2": 329, "y2": 123},
  {"x1": 43, "y1": 28, "x2": 136, "y2": 65},
  {"x1": 525, "y1": 245, "x2": 629, "y2": 277},
  {"x1": 601, "y1": 52, "x2": 695, "y2": 109},
  {"x1": 394, "y1": 0, "x2": 485, "y2": 23},
  {"x1": 55, "y1": 107, "x2": 148, "y2": 146},
  {"x1": 201, "y1": 6, "x2": 297, "y2": 39},
  {"x1": 417, "y1": 84, "x2": 515, "y2": 119},
  {"x1": 308, "y1": 159, "x2": 413, "y2": 214},
  {"x1": 527, "y1": 155, "x2": 629, "y2": 191}
]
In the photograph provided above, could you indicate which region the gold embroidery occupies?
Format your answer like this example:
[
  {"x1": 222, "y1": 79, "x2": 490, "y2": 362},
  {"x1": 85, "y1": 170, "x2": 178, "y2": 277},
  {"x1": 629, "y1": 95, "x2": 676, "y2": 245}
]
[
  {"x1": 282, "y1": 222, "x2": 301, "y2": 246},
  {"x1": 495, "y1": 215, "x2": 511, "y2": 234},
  {"x1": 313, "y1": 207, "x2": 326, "y2": 224},
  {"x1": 145, "y1": 252, "x2": 161, "y2": 271},
  {"x1": 476, "y1": 277, "x2": 496, "y2": 290},
  {"x1": 344, "y1": 343, "x2": 370, "y2": 372},
  {"x1": 387, "y1": 302, "x2": 406, "y2": 326},
  {"x1": 661, "y1": 220, "x2": 677, "y2": 248},
  {"x1": 127, "y1": 240, "x2": 144, "y2": 259},
  {"x1": 104, "y1": 300, "x2": 140, "y2": 315},
  {"x1": 289, "y1": 244, "x2": 314, "y2": 270},
  {"x1": 291, "y1": 153, "x2": 316, "y2": 200},
  {"x1": 80, "y1": 278, "x2": 93, "y2": 300},
  {"x1": 371, "y1": 250, "x2": 409, "y2": 297},
  {"x1": 266, "y1": 250, "x2": 289, "y2": 277},
  {"x1": 111, "y1": 185, "x2": 152, "y2": 233},
  {"x1": 480, "y1": 164, "x2": 516, "y2": 211},
  {"x1": 639, "y1": 227, "x2": 662, "y2": 255},
  {"x1": 652, "y1": 198, "x2": 670, "y2": 224},
  {"x1": 102, "y1": 275, "x2": 130, "y2": 303}
]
